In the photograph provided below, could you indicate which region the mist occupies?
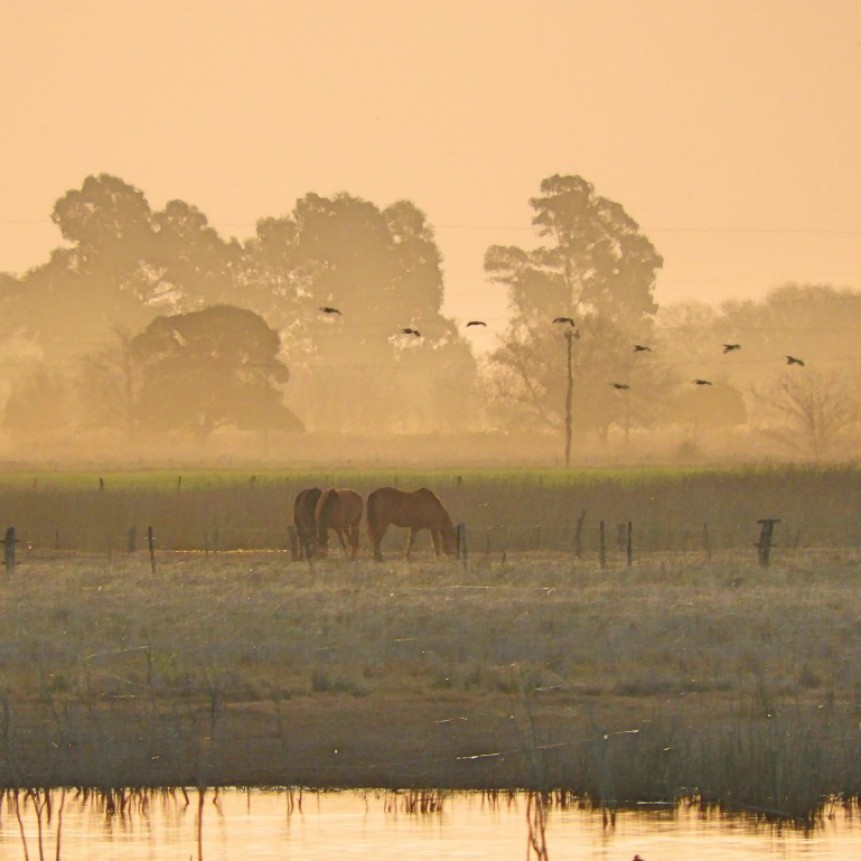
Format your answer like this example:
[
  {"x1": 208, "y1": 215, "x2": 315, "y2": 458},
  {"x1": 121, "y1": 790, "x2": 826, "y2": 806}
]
[{"x1": 0, "y1": 175, "x2": 860, "y2": 469}]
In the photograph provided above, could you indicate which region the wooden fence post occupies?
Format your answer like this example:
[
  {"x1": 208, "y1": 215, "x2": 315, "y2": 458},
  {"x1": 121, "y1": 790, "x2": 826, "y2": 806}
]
[
  {"x1": 127, "y1": 525, "x2": 137, "y2": 554},
  {"x1": 3, "y1": 527, "x2": 16, "y2": 574},
  {"x1": 147, "y1": 526, "x2": 156, "y2": 574},
  {"x1": 626, "y1": 521, "x2": 633, "y2": 568},
  {"x1": 756, "y1": 518, "x2": 780, "y2": 567},
  {"x1": 599, "y1": 521, "x2": 607, "y2": 569}
]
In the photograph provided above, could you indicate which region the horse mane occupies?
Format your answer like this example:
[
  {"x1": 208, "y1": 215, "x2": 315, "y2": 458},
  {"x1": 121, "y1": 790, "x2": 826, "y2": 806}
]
[{"x1": 416, "y1": 487, "x2": 453, "y2": 527}]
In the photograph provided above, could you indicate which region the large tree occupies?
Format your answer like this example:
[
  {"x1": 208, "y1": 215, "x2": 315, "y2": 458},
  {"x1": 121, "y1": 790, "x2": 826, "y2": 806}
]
[
  {"x1": 245, "y1": 193, "x2": 478, "y2": 432},
  {"x1": 0, "y1": 175, "x2": 243, "y2": 364},
  {"x1": 485, "y1": 175, "x2": 663, "y2": 443},
  {"x1": 130, "y1": 305, "x2": 302, "y2": 440}
]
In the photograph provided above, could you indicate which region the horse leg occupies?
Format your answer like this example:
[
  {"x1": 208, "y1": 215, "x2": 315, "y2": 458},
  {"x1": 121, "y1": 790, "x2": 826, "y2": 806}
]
[
  {"x1": 405, "y1": 528, "x2": 418, "y2": 561},
  {"x1": 337, "y1": 529, "x2": 349, "y2": 558},
  {"x1": 431, "y1": 528, "x2": 441, "y2": 557},
  {"x1": 371, "y1": 524, "x2": 386, "y2": 561},
  {"x1": 348, "y1": 525, "x2": 359, "y2": 559}
]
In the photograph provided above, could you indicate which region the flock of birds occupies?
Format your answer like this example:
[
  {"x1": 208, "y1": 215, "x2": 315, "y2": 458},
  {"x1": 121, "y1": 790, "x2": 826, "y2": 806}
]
[{"x1": 318, "y1": 305, "x2": 807, "y2": 389}]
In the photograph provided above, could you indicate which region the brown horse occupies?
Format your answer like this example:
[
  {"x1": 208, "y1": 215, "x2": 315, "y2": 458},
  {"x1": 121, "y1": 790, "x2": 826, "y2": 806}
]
[
  {"x1": 315, "y1": 488, "x2": 364, "y2": 558},
  {"x1": 366, "y1": 486, "x2": 458, "y2": 561},
  {"x1": 293, "y1": 487, "x2": 322, "y2": 559}
]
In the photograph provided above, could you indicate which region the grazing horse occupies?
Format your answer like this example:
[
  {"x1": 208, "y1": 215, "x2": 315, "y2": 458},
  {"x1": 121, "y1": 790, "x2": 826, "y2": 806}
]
[
  {"x1": 366, "y1": 486, "x2": 458, "y2": 561},
  {"x1": 293, "y1": 487, "x2": 323, "y2": 559},
  {"x1": 315, "y1": 488, "x2": 364, "y2": 558}
]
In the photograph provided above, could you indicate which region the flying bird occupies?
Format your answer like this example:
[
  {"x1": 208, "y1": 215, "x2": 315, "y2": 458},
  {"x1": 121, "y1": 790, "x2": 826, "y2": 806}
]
[
  {"x1": 401, "y1": 327, "x2": 421, "y2": 337},
  {"x1": 692, "y1": 378, "x2": 713, "y2": 386},
  {"x1": 633, "y1": 344, "x2": 651, "y2": 352},
  {"x1": 466, "y1": 320, "x2": 486, "y2": 327},
  {"x1": 786, "y1": 355, "x2": 805, "y2": 366},
  {"x1": 610, "y1": 383, "x2": 630, "y2": 390},
  {"x1": 552, "y1": 316, "x2": 575, "y2": 325},
  {"x1": 723, "y1": 343, "x2": 741, "y2": 353},
  {"x1": 319, "y1": 306, "x2": 341, "y2": 315}
]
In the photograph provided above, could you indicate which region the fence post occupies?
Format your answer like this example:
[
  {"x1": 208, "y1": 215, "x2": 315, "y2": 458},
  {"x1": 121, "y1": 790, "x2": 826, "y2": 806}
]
[
  {"x1": 756, "y1": 518, "x2": 780, "y2": 567},
  {"x1": 127, "y1": 525, "x2": 137, "y2": 554},
  {"x1": 3, "y1": 528, "x2": 16, "y2": 574},
  {"x1": 147, "y1": 526, "x2": 156, "y2": 574},
  {"x1": 599, "y1": 521, "x2": 607, "y2": 569},
  {"x1": 626, "y1": 521, "x2": 633, "y2": 568}
]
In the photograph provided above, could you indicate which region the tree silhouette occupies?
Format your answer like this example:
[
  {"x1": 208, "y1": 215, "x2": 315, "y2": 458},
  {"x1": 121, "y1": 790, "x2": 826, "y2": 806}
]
[
  {"x1": 245, "y1": 193, "x2": 477, "y2": 432},
  {"x1": 484, "y1": 175, "x2": 663, "y2": 441},
  {"x1": 130, "y1": 305, "x2": 302, "y2": 440}
]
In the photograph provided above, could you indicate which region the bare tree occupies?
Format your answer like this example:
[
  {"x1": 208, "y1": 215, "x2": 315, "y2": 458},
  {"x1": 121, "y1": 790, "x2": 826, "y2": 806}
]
[{"x1": 752, "y1": 369, "x2": 861, "y2": 459}]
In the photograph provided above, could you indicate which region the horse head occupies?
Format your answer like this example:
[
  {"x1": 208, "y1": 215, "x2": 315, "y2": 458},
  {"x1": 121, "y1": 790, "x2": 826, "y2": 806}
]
[{"x1": 441, "y1": 523, "x2": 459, "y2": 556}]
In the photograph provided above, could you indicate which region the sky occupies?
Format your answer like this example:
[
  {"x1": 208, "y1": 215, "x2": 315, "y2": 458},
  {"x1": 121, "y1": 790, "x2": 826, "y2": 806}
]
[{"x1": 2, "y1": 0, "x2": 860, "y2": 352}]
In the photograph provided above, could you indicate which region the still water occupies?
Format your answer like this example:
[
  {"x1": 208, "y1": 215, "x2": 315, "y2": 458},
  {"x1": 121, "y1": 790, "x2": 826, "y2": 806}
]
[{"x1": 1, "y1": 789, "x2": 860, "y2": 860}]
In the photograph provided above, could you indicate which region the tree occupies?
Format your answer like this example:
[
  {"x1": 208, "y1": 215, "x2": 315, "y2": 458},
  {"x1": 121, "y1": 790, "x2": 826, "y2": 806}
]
[
  {"x1": 485, "y1": 175, "x2": 663, "y2": 447},
  {"x1": 751, "y1": 369, "x2": 861, "y2": 459},
  {"x1": 245, "y1": 193, "x2": 478, "y2": 432},
  {"x1": 75, "y1": 328, "x2": 138, "y2": 438},
  {"x1": 0, "y1": 175, "x2": 245, "y2": 365},
  {"x1": 130, "y1": 305, "x2": 303, "y2": 440}
]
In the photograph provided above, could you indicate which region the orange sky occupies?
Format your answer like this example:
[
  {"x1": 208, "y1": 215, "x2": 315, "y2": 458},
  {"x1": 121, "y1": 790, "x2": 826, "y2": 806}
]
[{"x1": 2, "y1": 0, "x2": 859, "y2": 350}]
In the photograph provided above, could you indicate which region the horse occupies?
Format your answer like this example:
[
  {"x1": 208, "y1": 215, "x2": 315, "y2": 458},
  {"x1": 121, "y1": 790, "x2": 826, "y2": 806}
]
[
  {"x1": 314, "y1": 488, "x2": 364, "y2": 558},
  {"x1": 366, "y1": 486, "x2": 458, "y2": 561},
  {"x1": 293, "y1": 487, "x2": 322, "y2": 559}
]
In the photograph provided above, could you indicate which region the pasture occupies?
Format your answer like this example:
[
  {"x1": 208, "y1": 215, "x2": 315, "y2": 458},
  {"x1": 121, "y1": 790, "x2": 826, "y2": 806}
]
[
  {"x1": 0, "y1": 464, "x2": 859, "y2": 822},
  {"x1": 0, "y1": 463, "x2": 857, "y2": 556}
]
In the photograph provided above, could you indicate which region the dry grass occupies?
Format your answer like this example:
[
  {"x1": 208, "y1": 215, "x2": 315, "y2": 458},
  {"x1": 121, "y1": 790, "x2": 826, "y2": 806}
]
[{"x1": 0, "y1": 545, "x2": 859, "y2": 822}]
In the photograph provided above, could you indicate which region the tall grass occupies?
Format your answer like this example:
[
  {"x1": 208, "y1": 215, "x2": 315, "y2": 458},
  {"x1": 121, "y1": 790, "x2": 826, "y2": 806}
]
[
  {"x1": 0, "y1": 463, "x2": 858, "y2": 554},
  {"x1": 0, "y1": 546, "x2": 859, "y2": 821}
]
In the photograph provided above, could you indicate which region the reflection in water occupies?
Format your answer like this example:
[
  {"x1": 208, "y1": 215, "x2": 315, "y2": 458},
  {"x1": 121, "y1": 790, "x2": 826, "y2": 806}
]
[{"x1": 1, "y1": 788, "x2": 860, "y2": 860}]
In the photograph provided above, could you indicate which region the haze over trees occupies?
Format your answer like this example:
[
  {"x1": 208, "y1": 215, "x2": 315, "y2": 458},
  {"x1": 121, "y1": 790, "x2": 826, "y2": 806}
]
[{"x1": 0, "y1": 173, "x2": 860, "y2": 463}]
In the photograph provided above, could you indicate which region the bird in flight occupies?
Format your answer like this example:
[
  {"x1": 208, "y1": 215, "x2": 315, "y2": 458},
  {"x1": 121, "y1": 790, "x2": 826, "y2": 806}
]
[
  {"x1": 633, "y1": 344, "x2": 651, "y2": 352},
  {"x1": 552, "y1": 316, "x2": 575, "y2": 325},
  {"x1": 610, "y1": 383, "x2": 630, "y2": 390},
  {"x1": 692, "y1": 379, "x2": 713, "y2": 386},
  {"x1": 319, "y1": 306, "x2": 341, "y2": 315},
  {"x1": 401, "y1": 327, "x2": 421, "y2": 337},
  {"x1": 466, "y1": 320, "x2": 486, "y2": 327},
  {"x1": 786, "y1": 355, "x2": 805, "y2": 366},
  {"x1": 723, "y1": 343, "x2": 741, "y2": 353}
]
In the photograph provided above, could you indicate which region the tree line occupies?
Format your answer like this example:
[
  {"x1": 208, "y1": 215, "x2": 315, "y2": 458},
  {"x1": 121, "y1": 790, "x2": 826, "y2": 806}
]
[{"x1": 1, "y1": 172, "x2": 860, "y2": 460}]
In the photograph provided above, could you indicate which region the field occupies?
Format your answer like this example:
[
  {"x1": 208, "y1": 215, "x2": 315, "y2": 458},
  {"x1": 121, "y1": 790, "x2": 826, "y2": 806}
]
[{"x1": 0, "y1": 465, "x2": 860, "y2": 824}]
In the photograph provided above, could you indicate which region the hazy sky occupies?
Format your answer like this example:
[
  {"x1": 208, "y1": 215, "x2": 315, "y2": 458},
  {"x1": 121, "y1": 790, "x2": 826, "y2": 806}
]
[{"x1": 2, "y1": 0, "x2": 859, "y2": 348}]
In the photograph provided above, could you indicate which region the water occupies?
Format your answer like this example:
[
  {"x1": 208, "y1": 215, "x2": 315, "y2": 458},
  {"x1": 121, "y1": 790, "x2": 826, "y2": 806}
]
[{"x1": 1, "y1": 789, "x2": 859, "y2": 860}]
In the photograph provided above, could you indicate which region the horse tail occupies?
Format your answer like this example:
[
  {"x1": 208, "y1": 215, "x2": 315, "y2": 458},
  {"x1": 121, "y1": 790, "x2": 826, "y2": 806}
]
[{"x1": 316, "y1": 488, "x2": 335, "y2": 539}]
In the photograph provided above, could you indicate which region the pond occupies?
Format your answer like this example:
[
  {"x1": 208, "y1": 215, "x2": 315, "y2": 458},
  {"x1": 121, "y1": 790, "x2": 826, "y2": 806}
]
[{"x1": 1, "y1": 788, "x2": 859, "y2": 860}]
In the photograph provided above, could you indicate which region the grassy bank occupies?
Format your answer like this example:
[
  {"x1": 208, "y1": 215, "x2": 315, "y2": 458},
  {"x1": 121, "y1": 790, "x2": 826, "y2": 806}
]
[{"x1": 0, "y1": 545, "x2": 859, "y2": 823}]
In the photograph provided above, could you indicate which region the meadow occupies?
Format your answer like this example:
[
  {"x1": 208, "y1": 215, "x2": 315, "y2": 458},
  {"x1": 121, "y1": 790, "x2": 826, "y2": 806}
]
[{"x1": 0, "y1": 464, "x2": 859, "y2": 824}]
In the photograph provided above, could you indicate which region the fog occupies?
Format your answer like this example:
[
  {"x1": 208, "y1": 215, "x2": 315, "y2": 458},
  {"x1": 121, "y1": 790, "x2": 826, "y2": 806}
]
[{"x1": 1, "y1": 175, "x2": 860, "y2": 468}]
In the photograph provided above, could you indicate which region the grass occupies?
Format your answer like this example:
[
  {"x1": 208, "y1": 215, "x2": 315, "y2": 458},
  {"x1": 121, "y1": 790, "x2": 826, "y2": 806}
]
[
  {"x1": 0, "y1": 543, "x2": 859, "y2": 823},
  {"x1": 0, "y1": 462, "x2": 859, "y2": 554}
]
